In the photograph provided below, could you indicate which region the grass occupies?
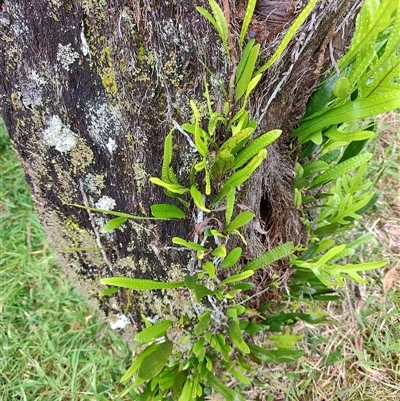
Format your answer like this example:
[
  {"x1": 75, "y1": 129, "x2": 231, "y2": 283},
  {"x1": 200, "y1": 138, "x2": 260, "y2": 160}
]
[
  {"x1": 0, "y1": 113, "x2": 399, "y2": 401},
  {"x1": 0, "y1": 121, "x2": 134, "y2": 401}
]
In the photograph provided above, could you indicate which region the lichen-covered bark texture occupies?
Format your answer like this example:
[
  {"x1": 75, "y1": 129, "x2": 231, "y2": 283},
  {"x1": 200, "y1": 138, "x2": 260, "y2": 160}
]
[{"x1": 0, "y1": 0, "x2": 359, "y2": 339}]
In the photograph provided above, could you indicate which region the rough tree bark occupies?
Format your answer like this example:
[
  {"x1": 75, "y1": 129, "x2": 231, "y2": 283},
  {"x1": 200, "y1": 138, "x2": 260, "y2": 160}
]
[{"x1": 0, "y1": 0, "x2": 360, "y2": 342}]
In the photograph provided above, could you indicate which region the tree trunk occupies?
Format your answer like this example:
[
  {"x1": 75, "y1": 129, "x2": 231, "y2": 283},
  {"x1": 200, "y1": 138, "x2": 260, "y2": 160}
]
[{"x1": 0, "y1": 0, "x2": 359, "y2": 341}]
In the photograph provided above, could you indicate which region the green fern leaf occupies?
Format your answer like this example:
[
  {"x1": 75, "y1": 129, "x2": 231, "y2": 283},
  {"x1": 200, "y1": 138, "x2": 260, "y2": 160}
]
[
  {"x1": 225, "y1": 210, "x2": 254, "y2": 232},
  {"x1": 101, "y1": 216, "x2": 127, "y2": 233},
  {"x1": 227, "y1": 320, "x2": 250, "y2": 354},
  {"x1": 225, "y1": 187, "x2": 236, "y2": 224},
  {"x1": 162, "y1": 129, "x2": 174, "y2": 182},
  {"x1": 244, "y1": 242, "x2": 294, "y2": 271},
  {"x1": 309, "y1": 153, "x2": 372, "y2": 189},
  {"x1": 190, "y1": 185, "x2": 211, "y2": 212},
  {"x1": 120, "y1": 342, "x2": 159, "y2": 383},
  {"x1": 239, "y1": 0, "x2": 257, "y2": 46},
  {"x1": 236, "y1": 43, "x2": 260, "y2": 101},
  {"x1": 101, "y1": 277, "x2": 184, "y2": 290},
  {"x1": 233, "y1": 129, "x2": 281, "y2": 169},
  {"x1": 134, "y1": 320, "x2": 173, "y2": 343},
  {"x1": 220, "y1": 148, "x2": 266, "y2": 192}
]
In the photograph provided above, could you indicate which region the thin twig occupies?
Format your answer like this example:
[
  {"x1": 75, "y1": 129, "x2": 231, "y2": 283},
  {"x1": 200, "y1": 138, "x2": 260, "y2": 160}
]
[
  {"x1": 171, "y1": 119, "x2": 197, "y2": 150},
  {"x1": 78, "y1": 179, "x2": 114, "y2": 273}
]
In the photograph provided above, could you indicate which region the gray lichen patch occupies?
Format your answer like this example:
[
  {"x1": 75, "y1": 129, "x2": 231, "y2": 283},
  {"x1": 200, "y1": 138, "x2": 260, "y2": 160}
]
[
  {"x1": 83, "y1": 173, "x2": 106, "y2": 195},
  {"x1": 21, "y1": 70, "x2": 45, "y2": 108},
  {"x1": 57, "y1": 43, "x2": 79, "y2": 71},
  {"x1": 86, "y1": 101, "x2": 123, "y2": 149},
  {"x1": 42, "y1": 115, "x2": 78, "y2": 153}
]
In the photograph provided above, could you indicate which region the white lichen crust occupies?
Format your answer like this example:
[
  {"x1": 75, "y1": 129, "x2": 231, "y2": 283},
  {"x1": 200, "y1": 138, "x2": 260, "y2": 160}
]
[
  {"x1": 42, "y1": 115, "x2": 78, "y2": 153},
  {"x1": 57, "y1": 43, "x2": 79, "y2": 71}
]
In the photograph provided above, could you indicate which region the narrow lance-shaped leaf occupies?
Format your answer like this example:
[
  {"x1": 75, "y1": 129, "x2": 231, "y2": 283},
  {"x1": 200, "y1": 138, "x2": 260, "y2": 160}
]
[
  {"x1": 70, "y1": 204, "x2": 162, "y2": 220},
  {"x1": 236, "y1": 39, "x2": 255, "y2": 84},
  {"x1": 214, "y1": 149, "x2": 266, "y2": 203},
  {"x1": 178, "y1": 379, "x2": 194, "y2": 401},
  {"x1": 190, "y1": 100, "x2": 208, "y2": 157},
  {"x1": 212, "y1": 244, "x2": 227, "y2": 257},
  {"x1": 236, "y1": 43, "x2": 260, "y2": 101},
  {"x1": 208, "y1": 0, "x2": 229, "y2": 48},
  {"x1": 220, "y1": 270, "x2": 254, "y2": 285},
  {"x1": 101, "y1": 216, "x2": 127, "y2": 233},
  {"x1": 228, "y1": 320, "x2": 250, "y2": 354},
  {"x1": 162, "y1": 129, "x2": 174, "y2": 182},
  {"x1": 221, "y1": 247, "x2": 242, "y2": 268},
  {"x1": 195, "y1": 311, "x2": 212, "y2": 336},
  {"x1": 244, "y1": 242, "x2": 293, "y2": 271},
  {"x1": 309, "y1": 153, "x2": 372, "y2": 189},
  {"x1": 150, "y1": 204, "x2": 186, "y2": 219},
  {"x1": 233, "y1": 129, "x2": 281, "y2": 169},
  {"x1": 101, "y1": 277, "x2": 184, "y2": 290},
  {"x1": 120, "y1": 342, "x2": 160, "y2": 383},
  {"x1": 150, "y1": 177, "x2": 189, "y2": 194},
  {"x1": 138, "y1": 340, "x2": 173, "y2": 380},
  {"x1": 256, "y1": 0, "x2": 319, "y2": 74},
  {"x1": 172, "y1": 237, "x2": 207, "y2": 251},
  {"x1": 225, "y1": 210, "x2": 254, "y2": 232},
  {"x1": 302, "y1": 160, "x2": 329, "y2": 178},
  {"x1": 219, "y1": 127, "x2": 254, "y2": 153},
  {"x1": 241, "y1": 73, "x2": 262, "y2": 106},
  {"x1": 134, "y1": 320, "x2": 173, "y2": 343},
  {"x1": 203, "y1": 261, "x2": 215, "y2": 278},
  {"x1": 316, "y1": 245, "x2": 346, "y2": 265},
  {"x1": 225, "y1": 187, "x2": 236, "y2": 224},
  {"x1": 190, "y1": 185, "x2": 211, "y2": 212},
  {"x1": 206, "y1": 372, "x2": 246, "y2": 401},
  {"x1": 249, "y1": 343, "x2": 305, "y2": 363},
  {"x1": 239, "y1": 0, "x2": 257, "y2": 46},
  {"x1": 327, "y1": 259, "x2": 388, "y2": 273},
  {"x1": 325, "y1": 129, "x2": 374, "y2": 143},
  {"x1": 294, "y1": 92, "x2": 400, "y2": 138}
]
